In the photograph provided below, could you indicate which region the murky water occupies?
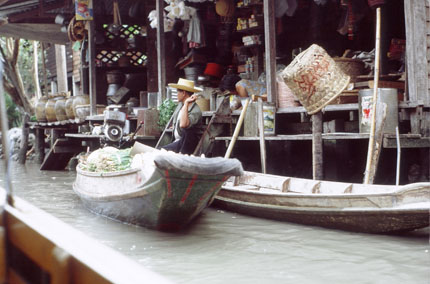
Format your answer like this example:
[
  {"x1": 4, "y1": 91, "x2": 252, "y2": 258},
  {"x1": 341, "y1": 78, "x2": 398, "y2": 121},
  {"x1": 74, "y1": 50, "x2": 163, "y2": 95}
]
[{"x1": 1, "y1": 161, "x2": 429, "y2": 284}]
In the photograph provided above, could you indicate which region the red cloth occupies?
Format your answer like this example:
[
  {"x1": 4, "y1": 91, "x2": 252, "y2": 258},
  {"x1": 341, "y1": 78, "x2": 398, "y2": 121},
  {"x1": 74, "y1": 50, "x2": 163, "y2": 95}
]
[{"x1": 367, "y1": 0, "x2": 385, "y2": 8}]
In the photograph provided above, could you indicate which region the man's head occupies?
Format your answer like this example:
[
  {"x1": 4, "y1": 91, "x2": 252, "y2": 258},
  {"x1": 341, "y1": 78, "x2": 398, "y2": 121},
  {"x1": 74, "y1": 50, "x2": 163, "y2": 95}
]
[
  {"x1": 219, "y1": 74, "x2": 241, "y2": 93},
  {"x1": 177, "y1": 89, "x2": 192, "y2": 103},
  {"x1": 168, "y1": 78, "x2": 202, "y2": 103}
]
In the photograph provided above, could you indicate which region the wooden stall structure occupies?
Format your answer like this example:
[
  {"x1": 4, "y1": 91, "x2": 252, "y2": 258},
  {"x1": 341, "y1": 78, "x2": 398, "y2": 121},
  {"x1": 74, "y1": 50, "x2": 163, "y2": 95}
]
[{"x1": 0, "y1": 0, "x2": 428, "y2": 182}]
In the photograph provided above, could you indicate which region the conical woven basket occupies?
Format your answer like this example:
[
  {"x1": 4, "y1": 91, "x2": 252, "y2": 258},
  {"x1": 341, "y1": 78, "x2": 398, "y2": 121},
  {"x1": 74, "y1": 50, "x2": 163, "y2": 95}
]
[{"x1": 281, "y1": 44, "x2": 350, "y2": 114}]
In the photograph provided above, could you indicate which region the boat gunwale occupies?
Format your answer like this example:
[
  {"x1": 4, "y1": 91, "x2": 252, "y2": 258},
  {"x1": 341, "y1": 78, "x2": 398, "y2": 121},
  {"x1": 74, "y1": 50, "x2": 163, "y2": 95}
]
[
  {"x1": 221, "y1": 182, "x2": 430, "y2": 198},
  {"x1": 214, "y1": 195, "x2": 430, "y2": 213},
  {"x1": 76, "y1": 164, "x2": 141, "y2": 177}
]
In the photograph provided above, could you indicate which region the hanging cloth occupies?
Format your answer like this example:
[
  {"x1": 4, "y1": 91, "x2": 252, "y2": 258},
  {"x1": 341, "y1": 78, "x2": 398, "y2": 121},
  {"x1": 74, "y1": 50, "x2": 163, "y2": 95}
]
[{"x1": 187, "y1": 12, "x2": 205, "y2": 48}]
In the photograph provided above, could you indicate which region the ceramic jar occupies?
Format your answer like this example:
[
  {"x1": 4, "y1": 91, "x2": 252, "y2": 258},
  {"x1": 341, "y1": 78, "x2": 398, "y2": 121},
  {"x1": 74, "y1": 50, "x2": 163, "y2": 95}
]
[
  {"x1": 65, "y1": 96, "x2": 75, "y2": 119},
  {"x1": 74, "y1": 104, "x2": 91, "y2": 120},
  {"x1": 72, "y1": 95, "x2": 90, "y2": 117},
  {"x1": 54, "y1": 97, "x2": 68, "y2": 121},
  {"x1": 45, "y1": 98, "x2": 58, "y2": 122},
  {"x1": 106, "y1": 70, "x2": 124, "y2": 85},
  {"x1": 35, "y1": 96, "x2": 48, "y2": 122}
]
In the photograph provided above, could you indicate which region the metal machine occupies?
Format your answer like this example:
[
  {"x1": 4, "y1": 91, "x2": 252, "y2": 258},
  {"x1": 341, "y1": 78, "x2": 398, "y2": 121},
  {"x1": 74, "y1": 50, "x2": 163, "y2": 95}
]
[{"x1": 103, "y1": 108, "x2": 127, "y2": 142}]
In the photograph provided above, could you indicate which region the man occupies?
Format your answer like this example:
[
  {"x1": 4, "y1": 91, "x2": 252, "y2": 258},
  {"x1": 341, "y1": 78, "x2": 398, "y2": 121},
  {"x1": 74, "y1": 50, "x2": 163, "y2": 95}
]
[{"x1": 162, "y1": 78, "x2": 202, "y2": 154}]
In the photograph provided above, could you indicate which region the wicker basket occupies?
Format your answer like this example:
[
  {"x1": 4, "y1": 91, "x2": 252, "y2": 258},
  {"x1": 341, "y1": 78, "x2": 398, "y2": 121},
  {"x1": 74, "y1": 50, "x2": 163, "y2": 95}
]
[
  {"x1": 333, "y1": 58, "x2": 365, "y2": 82},
  {"x1": 281, "y1": 44, "x2": 350, "y2": 115}
]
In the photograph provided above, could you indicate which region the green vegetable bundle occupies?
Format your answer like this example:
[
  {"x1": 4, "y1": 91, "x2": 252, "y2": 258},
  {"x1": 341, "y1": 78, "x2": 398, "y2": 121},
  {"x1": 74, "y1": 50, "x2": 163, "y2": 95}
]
[
  {"x1": 158, "y1": 99, "x2": 177, "y2": 129},
  {"x1": 80, "y1": 147, "x2": 132, "y2": 172}
]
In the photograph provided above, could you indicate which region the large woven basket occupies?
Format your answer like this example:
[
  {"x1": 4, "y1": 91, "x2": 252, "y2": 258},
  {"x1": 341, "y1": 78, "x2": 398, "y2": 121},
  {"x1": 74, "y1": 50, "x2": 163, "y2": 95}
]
[
  {"x1": 333, "y1": 58, "x2": 365, "y2": 82},
  {"x1": 281, "y1": 44, "x2": 350, "y2": 114}
]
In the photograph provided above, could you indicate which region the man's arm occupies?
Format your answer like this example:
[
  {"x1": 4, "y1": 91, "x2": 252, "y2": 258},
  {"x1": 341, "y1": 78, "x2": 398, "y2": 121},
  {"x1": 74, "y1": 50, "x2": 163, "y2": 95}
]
[{"x1": 179, "y1": 94, "x2": 198, "y2": 128}]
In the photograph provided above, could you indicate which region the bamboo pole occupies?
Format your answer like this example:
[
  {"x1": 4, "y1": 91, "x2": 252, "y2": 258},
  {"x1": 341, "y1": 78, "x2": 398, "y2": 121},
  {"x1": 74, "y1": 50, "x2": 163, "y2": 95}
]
[
  {"x1": 225, "y1": 98, "x2": 250, "y2": 159},
  {"x1": 364, "y1": 7, "x2": 381, "y2": 184}
]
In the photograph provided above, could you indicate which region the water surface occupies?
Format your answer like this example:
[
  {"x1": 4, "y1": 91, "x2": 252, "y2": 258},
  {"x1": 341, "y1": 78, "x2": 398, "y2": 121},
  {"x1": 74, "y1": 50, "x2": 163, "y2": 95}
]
[{"x1": 1, "y1": 162, "x2": 429, "y2": 283}]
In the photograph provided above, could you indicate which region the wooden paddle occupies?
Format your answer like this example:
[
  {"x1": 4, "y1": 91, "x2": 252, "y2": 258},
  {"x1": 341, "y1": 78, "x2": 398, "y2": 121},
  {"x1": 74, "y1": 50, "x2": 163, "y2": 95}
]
[{"x1": 224, "y1": 98, "x2": 251, "y2": 159}]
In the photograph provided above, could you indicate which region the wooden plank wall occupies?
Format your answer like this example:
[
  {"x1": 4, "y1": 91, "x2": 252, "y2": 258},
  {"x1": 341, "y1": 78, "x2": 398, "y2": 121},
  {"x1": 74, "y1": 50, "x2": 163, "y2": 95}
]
[
  {"x1": 404, "y1": 0, "x2": 430, "y2": 136},
  {"x1": 46, "y1": 43, "x2": 73, "y2": 80},
  {"x1": 427, "y1": 1, "x2": 430, "y2": 99},
  {"x1": 404, "y1": 0, "x2": 428, "y2": 103}
]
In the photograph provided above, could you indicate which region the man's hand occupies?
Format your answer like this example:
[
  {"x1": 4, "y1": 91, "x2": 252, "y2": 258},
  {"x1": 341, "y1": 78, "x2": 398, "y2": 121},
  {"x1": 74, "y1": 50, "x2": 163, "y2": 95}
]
[{"x1": 184, "y1": 94, "x2": 198, "y2": 105}]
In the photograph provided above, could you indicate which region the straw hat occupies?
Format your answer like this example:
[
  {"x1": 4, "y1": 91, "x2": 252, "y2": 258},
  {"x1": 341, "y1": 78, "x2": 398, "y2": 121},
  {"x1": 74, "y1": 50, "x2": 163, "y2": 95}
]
[
  {"x1": 168, "y1": 78, "x2": 203, "y2": 93},
  {"x1": 281, "y1": 44, "x2": 350, "y2": 114},
  {"x1": 216, "y1": 0, "x2": 234, "y2": 17}
]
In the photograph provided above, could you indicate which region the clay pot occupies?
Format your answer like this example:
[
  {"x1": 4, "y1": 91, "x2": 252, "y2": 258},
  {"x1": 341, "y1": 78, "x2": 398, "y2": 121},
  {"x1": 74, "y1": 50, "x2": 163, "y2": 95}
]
[
  {"x1": 74, "y1": 104, "x2": 90, "y2": 120},
  {"x1": 72, "y1": 95, "x2": 90, "y2": 117},
  {"x1": 45, "y1": 99, "x2": 58, "y2": 122},
  {"x1": 106, "y1": 70, "x2": 124, "y2": 84},
  {"x1": 65, "y1": 96, "x2": 75, "y2": 119},
  {"x1": 54, "y1": 97, "x2": 68, "y2": 121},
  {"x1": 35, "y1": 96, "x2": 48, "y2": 122}
]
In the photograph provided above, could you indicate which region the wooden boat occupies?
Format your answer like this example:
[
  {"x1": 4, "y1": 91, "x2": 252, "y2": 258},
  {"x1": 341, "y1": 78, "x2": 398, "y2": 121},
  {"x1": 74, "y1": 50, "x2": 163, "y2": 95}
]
[
  {"x1": 0, "y1": 189, "x2": 171, "y2": 283},
  {"x1": 73, "y1": 148, "x2": 243, "y2": 231},
  {"x1": 213, "y1": 171, "x2": 430, "y2": 233}
]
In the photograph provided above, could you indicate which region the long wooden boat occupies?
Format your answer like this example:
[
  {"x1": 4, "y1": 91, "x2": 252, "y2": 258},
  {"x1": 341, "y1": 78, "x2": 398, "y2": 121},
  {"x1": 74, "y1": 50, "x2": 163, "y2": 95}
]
[
  {"x1": 213, "y1": 171, "x2": 430, "y2": 233},
  {"x1": 73, "y1": 149, "x2": 243, "y2": 231}
]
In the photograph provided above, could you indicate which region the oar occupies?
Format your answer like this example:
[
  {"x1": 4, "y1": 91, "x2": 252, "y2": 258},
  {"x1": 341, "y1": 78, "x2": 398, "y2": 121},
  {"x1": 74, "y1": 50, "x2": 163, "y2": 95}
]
[{"x1": 224, "y1": 98, "x2": 251, "y2": 159}]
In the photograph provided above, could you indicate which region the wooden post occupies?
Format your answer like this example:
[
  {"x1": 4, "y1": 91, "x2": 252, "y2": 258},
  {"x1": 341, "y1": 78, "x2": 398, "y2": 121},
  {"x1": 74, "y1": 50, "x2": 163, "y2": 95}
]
[
  {"x1": 41, "y1": 43, "x2": 49, "y2": 95},
  {"x1": 35, "y1": 128, "x2": 45, "y2": 164},
  {"x1": 263, "y1": 0, "x2": 277, "y2": 105},
  {"x1": 54, "y1": 44, "x2": 68, "y2": 93},
  {"x1": 88, "y1": 20, "x2": 97, "y2": 116},
  {"x1": 156, "y1": 0, "x2": 166, "y2": 104},
  {"x1": 312, "y1": 111, "x2": 323, "y2": 180},
  {"x1": 18, "y1": 113, "x2": 30, "y2": 164},
  {"x1": 257, "y1": 98, "x2": 267, "y2": 174},
  {"x1": 33, "y1": 41, "x2": 42, "y2": 99}
]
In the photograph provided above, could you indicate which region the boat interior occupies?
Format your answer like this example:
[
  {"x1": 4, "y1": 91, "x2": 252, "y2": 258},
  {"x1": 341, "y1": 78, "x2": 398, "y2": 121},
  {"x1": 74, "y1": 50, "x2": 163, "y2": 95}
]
[{"x1": 224, "y1": 171, "x2": 430, "y2": 195}]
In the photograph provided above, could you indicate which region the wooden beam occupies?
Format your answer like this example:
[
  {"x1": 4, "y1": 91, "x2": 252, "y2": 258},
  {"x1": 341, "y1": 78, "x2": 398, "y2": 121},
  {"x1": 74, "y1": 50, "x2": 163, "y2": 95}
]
[
  {"x1": 7, "y1": 0, "x2": 69, "y2": 23},
  {"x1": 0, "y1": 24, "x2": 69, "y2": 44},
  {"x1": 263, "y1": 0, "x2": 277, "y2": 105},
  {"x1": 383, "y1": 136, "x2": 430, "y2": 148},
  {"x1": 156, "y1": 0, "x2": 166, "y2": 103}
]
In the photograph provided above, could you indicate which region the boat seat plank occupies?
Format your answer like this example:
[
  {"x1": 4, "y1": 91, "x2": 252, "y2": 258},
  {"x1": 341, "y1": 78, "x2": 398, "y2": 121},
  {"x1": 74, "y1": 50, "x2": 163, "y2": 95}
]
[{"x1": 236, "y1": 172, "x2": 290, "y2": 191}]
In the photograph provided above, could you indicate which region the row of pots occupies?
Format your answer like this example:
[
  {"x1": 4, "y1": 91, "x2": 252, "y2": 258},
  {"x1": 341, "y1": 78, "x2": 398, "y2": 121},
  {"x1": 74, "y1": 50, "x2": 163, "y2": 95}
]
[{"x1": 35, "y1": 95, "x2": 90, "y2": 122}]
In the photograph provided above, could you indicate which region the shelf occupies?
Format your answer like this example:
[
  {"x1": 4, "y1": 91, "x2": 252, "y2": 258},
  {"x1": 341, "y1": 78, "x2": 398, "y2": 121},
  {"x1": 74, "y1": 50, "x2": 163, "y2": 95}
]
[
  {"x1": 235, "y1": 26, "x2": 264, "y2": 34},
  {"x1": 240, "y1": 44, "x2": 263, "y2": 50},
  {"x1": 215, "y1": 133, "x2": 370, "y2": 141},
  {"x1": 237, "y1": 2, "x2": 263, "y2": 8},
  {"x1": 96, "y1": 66, "x2": 146, "y2": 72},
  {"x1": 215, "y1": 133, "x2": 430, "y2": 148},
  {"x1": 96, "y1": 46, "x2": 145, "y2": 52}
]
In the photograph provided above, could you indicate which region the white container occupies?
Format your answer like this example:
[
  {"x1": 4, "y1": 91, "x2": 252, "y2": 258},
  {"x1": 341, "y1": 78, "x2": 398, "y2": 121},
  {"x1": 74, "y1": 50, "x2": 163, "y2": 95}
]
[
  {"x1": 263, "y1": 105, "x2": 275, "y2": 135},
  {"x1": 358, "y1": 88, "x2": 398, "y2": 134}
]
